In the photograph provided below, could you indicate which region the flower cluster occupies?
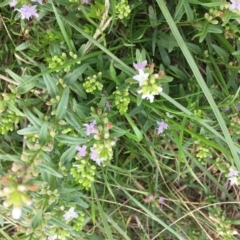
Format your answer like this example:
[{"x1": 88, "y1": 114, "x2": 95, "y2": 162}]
[
  {"x1": 71, "y1": 109, "x2": 116, "y2": 189},
  {"x1": 10, "y1": 0, "x2": 42, "y2": 20},
  {"x1": 133, "y1": 61, "x2": 172, "y2": 103},
  {"x1": 227, "y1": 167, "x2": 239, "y2": 186}
]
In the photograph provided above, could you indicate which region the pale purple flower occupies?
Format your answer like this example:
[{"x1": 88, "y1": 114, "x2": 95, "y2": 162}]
[
  {"x1": 9, "y1": 0, "x2": 17, "y2": 7},
  {"x1": 48, "y1": 235, "x2": 57, "y2": 240},
  {"x1": 149, "y1": 195, "x2": 155, "y2": 202},
  {"x1": 156, "y1": 121, "x2": 168, "y2": 134},
  {"x1": 31, "y1": 0, "x2": 43, "y2": 4},
  {"x1": 224, "y1": 106, "x2": 230, "y2": 111},
  {"x1": 63, "y1": 207, "x2": 78, "y2": 221},
  {"x1": 90, "y1": 147, "x2": 105, "y2": 165},
  {"x1": 76, "y1": 145, "x2": 87, "y2": 157},
  {"x1": 236, "y1": 105, "x2": 240, "y2": 110},
  {"x1": 83, "y1": 120, "x2": 98, "y2": 136},
  {"x1": 159, "y1": 197, "x2": 164, "y2": 204},
  {"x1": 105, "y1": 100, "x2": 111, "y2": 111},
  {"x1": 16, "y1": 5, "x2": 39, "y2": 20},
  {"x1": 81, "y1": 0, "x2": 90, "y2": 4},
  {"x1": 229, "y1": 0, "x2": 240, "y2": 11},
  {"x1": 133, "y1": 60, "x2": 147, "y2": 71},
  {"x1": 133, "y1": 69, "x2": 149, "y2": 86}
]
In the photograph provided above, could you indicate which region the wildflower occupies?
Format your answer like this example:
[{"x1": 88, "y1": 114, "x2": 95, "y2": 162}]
[
  {"x1": 133, "y1": 70, "x2": 149, "y2": 86},
  {"x1": 63, "y1": 207, "x2": 78, "y2": 221},
  {"x1": 229, "y1": 176, "x2": 239, "y2": 186},
  {"x1": 159, "y1": 197, "x2": 164, "y2": 204},
  {"x1": 90, "y1": 147, "x2": 105, "y2": 165},
  {"x1": 76, "y1": 145, "x2": 87, "y2": 157},
  {"x1": 105, "y1": 100, "x2": 111, "y2": 111},
  {"x1": 227, "y1": 167, "x2": 239, "y2": 186},
  {"x1": 83, "y1": 120, "x2": 98, "y2": 136},
  {"x1": 229, "y1": 0, "x2": 240, "y2": 11},
  {"x1": 12, "y1": 207, "x2": 22, "y2": 219},
  {"x1": 228, "y1": 167, "x2": 239, "y2": 178},
  {"x1": 31, "y1": 0, "x2": 43, "y2": 4},
  {"x1": 81, "y1": 0, "x2": 91, "y2": 4},
  {"x1": 224, "y1": 106, "x2": 230, "y2": 111},
  {"x1": 9, "y1": 0, "x2": 17, "y2": 7},
  {"x1": 16, "y1": 5, "x2": 38, "y2": 20},
  {"x1": 133, "y1": 60, "x2": 147, "y2": 71},
  {"x1": 156, "y1": 121, "x2": 168, "y2": 134},
  {"x1": 48, "y1": 235, "x2": 57, "y2": 240}
]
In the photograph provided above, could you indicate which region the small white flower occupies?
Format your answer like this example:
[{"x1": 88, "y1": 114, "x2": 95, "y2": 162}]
[
  {"x1": 228, "y1": 176, "x2": 239, "y2": 186},
  {"x1": 227, "y1": 167, "x2": 239, "y2": 177},
  {"x1": 63, "y1": 207, "x2": 78, "y2": 221},
  {"x1": 142, "y1": 93, "x2": 155, "y2": 103},
  {"x1": 133, "y1": 70, "x2": 149, "y2": 86},
  {"x1": 12, "y1": 207, "x2": 22, "y2": 219},
  {"x1": 157, "y1": 87, "x2": 163, "y2": 93}
]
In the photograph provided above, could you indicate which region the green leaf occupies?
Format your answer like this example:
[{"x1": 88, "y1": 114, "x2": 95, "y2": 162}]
[
  {"x1": 159, "y1": 75, "x2": 173, "y2": 83},
  {"x1": 64, "y1": 64, "x2": 89, "y2": 85},
  {"x1": 110, "y1": 61, "x2": 119, "y2": 85},
  {"x1": 41, "y1": 66, "x2": 59, "y2": 97},
  {"x1": 124, "y1": 114, "x2": 143, "y2": 142},
  {"x1": 184, "y1": 1, "x2": 194, "y2": 22},
  {"x1": 37, "y1": 163, "x2": 63, "y2": 178},
  {"x1": 31, "y1": 209, "x2": 43, "y2": 229},
  {"x1": 60, "y1": 146, "x2": 77, "y2": 164},
  {"x1": 5, "y1": 69, "x2": 24, "y2": 84},
  {"x1": 158, "y1": 44, "x2": 171, "y2": 66},
  {"x1": 39, "y1": 122, "x2": 49, "y2": 146},
  {"x1": 55, "y1": 135, "x2": 87, "y2": 145},
  {"x1": 149, "y1": 6, "x2": 158, "y2": 28},
  {"x1": 23, "y1": 108, "x2": 43, "y2": 129},
  {"x1": 55, "y1": 88, "x2": 70, "y2": 119},
  {"x1": 48, "y1": 217, "x2": 72, "y2": 231},
  {"x1": 17, "y1": 77, "x2": 39, "y2": 94},
  {"x1": 17, "y1": 126, "x2": 39, "y2": 135},
  {"x1": 212, "y1": 44, "x2": 229, "y2": 63},
  {"x1": 15, "y1": 41, "x2": 31, "y2": 51},
  {"x1": 6, "y1": 102, "x2": 25, "y2": 116}
]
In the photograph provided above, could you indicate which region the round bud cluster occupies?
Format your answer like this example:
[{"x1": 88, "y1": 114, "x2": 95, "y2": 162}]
[
  {"x1": 0, "y1": 92, "x2": 22, "y2": 135},
  {"x1": 47, "y1": 52, "x2": 80, "y2": 72},
  {"x1": 194, "y1": 140, "x2": 213, "y2": 163},
  {"x1": 73, "y1": 212, "x2": 85, "y2": 231},
  {"x1": 113, "y1": 88, "x2": 130, "y2": 115},
  {"x1": 229, "y1": 113, "x2": 240, "y2": 135},
  {"x1": 70, "y1": 160, "x2": 96, "y2": 190},
  {"x1": 83, "y1": 72, "x2": 103, "y2": 93},
  {"x1": 116, "y1": 0, "x2": 131, "y2": 19}
]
